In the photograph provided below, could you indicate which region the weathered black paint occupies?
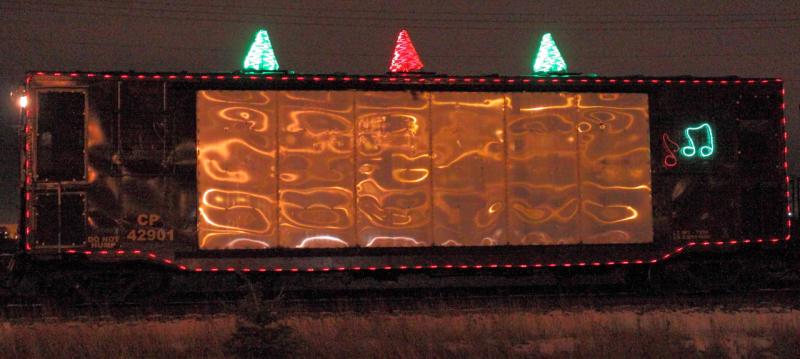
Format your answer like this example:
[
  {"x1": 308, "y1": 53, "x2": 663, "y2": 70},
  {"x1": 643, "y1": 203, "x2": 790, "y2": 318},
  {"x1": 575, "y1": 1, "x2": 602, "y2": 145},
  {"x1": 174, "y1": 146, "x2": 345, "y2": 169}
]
[{"x1": 22, "y1": 73, "x2": 788, "y2": 270}]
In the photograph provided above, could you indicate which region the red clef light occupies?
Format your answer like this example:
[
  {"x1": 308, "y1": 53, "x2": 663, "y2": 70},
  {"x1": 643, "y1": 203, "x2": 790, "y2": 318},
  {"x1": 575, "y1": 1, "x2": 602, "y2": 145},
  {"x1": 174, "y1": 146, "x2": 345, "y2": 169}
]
[
  {"x1": 661, "y1": 133, "x2": 679, "y2": 168},
  {"x1": 388, "y1": 29, "x2": 424, "y2": 73}
]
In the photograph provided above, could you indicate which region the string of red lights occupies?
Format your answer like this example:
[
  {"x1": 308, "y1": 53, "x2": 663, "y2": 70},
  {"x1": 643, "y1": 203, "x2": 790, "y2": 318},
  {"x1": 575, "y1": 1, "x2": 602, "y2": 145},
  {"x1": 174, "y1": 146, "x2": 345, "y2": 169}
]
[
  {"x1": 63, "y1": 237, "x2": 790, "y2": 273},
  {"x1": 27, "y1": 71, "x2": 784, "y2": 85}
]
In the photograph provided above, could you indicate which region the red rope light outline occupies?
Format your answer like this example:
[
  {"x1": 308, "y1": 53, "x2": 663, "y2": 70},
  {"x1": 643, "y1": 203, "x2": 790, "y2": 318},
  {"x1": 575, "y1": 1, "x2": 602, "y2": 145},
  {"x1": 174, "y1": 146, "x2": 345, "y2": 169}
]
[
  {"x1": 27, "y1": 72, "x2": 784, "y2": 87},
  {"x1": 21, "y1": 75, "x2": 33, "y2": 251},
  {"x1": 26, "y1": 72, "x2": 789, "y2": 273},
  {"x1": 63, "y1": 238, "x2": 788, "y2": 273}
]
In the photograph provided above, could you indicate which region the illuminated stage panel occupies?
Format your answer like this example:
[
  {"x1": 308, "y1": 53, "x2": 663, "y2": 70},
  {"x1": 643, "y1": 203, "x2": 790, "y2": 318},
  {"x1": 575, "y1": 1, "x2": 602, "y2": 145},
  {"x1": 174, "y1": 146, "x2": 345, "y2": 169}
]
[
  {"x1": 277, "y1": 91, "x2": 356, "y2": 248},
  {"x1": 508, "y1": 93, "x2": 580, "y2": 245},
  {"x1": 576, "y1": 93, "x2": 652, "y2": 244},
  {"x1": 196, "y1": 91, "x2": 278, "y2": 249},
  {"x1": 431, "y1": 92, "x2": 506, "y2": 246},
  {"x1": 355, "y1": 92, "x2": 432, "y2": 247}
]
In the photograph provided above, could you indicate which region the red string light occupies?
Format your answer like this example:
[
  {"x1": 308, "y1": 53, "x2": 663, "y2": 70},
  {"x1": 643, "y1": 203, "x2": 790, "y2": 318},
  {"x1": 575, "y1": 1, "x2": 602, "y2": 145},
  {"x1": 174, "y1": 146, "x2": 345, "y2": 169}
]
[
  {"x1": 388, "y1": 30, "x2": 424, "y2": 73},
  {"x1": 63, "y1": 235, "x2": 781, "y2": 273},
  {"x1": 26, "y1": 72, "x2": 784, "y2": 88}
]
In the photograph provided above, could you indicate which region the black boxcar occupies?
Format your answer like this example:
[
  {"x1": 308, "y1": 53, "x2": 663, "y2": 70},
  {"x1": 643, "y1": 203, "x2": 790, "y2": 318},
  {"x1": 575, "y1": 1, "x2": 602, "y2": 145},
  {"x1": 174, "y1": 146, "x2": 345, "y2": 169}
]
[{"x1": 17, "y1": 71, "x2": 790, "y2": 283}]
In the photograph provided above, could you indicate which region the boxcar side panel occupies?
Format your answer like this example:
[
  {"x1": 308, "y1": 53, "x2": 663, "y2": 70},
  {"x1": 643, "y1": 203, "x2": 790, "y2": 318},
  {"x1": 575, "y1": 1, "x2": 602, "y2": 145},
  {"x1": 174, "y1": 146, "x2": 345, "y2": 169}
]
[
  {"x1": 431, "y1": 92, "x2": 506, "y2": 246},
  {"x1": 197, "y1": 90, "x2": 278, "y2": 249},
  {"x1": 355, "y1": 91, "x2": 433, "y2": 247},
  {"x1": 196, "y1": 90, "x2": 653, "y2": 249},
  {"x1": 277, "y1": 91, "x2": 356, "y2": 248}
]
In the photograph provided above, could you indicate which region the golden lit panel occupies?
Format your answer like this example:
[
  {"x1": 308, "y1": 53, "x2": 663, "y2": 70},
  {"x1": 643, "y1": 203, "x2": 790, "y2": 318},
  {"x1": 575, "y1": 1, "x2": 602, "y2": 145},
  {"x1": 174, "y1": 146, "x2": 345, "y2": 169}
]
[
  {"x1": 508, "y1": 93, "x2": 580, "y2": 245},
  {"x1": 431, "y1": 92, "x2": 506, "y2": 246},
  {"x1": 576, "y1": 93, "x2": 652, "y2": 244},
  {"x1": 196, "y1": 90, "x2": 652, "y2": 249},
  {"x1": 277, "y1": 91, "x2": 356, "y2": 248},
  {"x1": 196, "y1": 91, "x2": 278, "y2": 249},
  {"x1": 355, "y1": 91, "x2": 432, "y2": 247},
  {"x1": 508, "y1": 92, "x2": 652, "y2": 245}
]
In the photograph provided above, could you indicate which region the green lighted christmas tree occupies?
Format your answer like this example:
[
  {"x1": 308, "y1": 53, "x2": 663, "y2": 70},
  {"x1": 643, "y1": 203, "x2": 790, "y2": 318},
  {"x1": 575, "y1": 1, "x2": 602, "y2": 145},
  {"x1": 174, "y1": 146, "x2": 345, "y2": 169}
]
[
  {"x1": 532, "y1": 33, "x2": 567, "y2": 74},
  {"x1": 243, "y1": 29, "x2": 280, "y2": 71}
]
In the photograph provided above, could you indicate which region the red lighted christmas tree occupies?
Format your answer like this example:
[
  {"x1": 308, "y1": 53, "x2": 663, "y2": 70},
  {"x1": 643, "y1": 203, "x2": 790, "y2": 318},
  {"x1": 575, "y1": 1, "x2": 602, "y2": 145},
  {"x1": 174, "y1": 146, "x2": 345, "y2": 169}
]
[{"x1": 388, "y1": 30, "x2": 424, "y2": 72}]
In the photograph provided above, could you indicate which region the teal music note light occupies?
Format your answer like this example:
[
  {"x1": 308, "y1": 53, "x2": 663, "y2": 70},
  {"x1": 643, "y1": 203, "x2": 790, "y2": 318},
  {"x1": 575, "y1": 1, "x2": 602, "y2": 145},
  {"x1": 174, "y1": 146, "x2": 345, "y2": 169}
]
[{"x1": 680, "y1": 123, "x2": 715, "y2": 158}]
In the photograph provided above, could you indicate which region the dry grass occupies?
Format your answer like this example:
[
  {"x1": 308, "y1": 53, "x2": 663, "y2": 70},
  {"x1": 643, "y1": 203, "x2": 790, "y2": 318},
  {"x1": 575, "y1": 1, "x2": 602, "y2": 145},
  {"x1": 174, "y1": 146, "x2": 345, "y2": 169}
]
[
  {"x1": 0, "y1": 307, "x2": 798, "y2": 358},
  {"x1": 0, "y1": 316, "x2": 234, "y2": 358},
  {"x1": 290, "y1": 308, "x2": 800, "y2": 358}
]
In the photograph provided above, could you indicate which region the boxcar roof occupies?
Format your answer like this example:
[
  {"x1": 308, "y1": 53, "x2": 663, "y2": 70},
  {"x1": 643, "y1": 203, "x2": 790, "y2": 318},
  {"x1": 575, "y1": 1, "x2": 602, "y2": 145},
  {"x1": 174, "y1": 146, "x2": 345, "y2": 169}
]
[{"x1": 26, "y1": 71, "x2": 783, "y2": 88}]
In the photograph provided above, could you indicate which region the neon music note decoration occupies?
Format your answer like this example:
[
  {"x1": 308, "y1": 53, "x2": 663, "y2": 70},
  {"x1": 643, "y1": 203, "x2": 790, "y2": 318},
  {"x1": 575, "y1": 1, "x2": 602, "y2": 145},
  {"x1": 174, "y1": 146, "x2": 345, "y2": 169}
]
[
  {"x1": 661, "y1": 133, "x2": 679, "y2": 168},
  {"x1": 680, "y1": 123, "x2": 715, "y2": 158}
]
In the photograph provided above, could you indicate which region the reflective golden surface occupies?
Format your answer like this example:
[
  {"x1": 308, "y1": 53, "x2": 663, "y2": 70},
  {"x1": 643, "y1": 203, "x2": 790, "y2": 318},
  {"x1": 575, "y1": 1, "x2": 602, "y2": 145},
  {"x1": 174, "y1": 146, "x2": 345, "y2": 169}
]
[
  {"x1": 356, "y1": 92, "x2": 432, "y2": 247},
  {"x1": 277, "y1": 91, "x2": 355, "y2": 248},
  {"x1": 197, "y1": 90, "x2": 652, "y2": 249},
  {"x1": 508, "y1": 93, "x2": 580, "y2": 244},
  {"x1": 432, "y1": 93, "x2": 506, "y2": 246},
  {"x1": 508, "y1": 92, "x2": 652, "y2": 245},
  {"x1": 576, "y1": 93, "x2": 652, "y2": 244},
  {"x1": 197, "y1": 91, "x2": 278, "y2": 249}
]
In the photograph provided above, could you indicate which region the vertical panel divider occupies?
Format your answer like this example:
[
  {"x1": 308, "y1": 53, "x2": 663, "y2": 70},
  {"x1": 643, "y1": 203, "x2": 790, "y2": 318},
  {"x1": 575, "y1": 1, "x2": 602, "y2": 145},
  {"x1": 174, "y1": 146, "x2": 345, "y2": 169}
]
[
  {"x1": 428, "y1": 93, "x2": 435, "y2": 247},
  {"x1": 116, "y1": 82, "x2": 122, "y2": 243},
  {"x1": 352, "y1": 92, "x2": 359, "y2": 247},
  {"x1": 574, "y1": 95, "x2": 582, "y2": 244},
  {"x1": 503, "y1": 94, "x2": 510, "y2": 245},
  {"x1": 275, "y1": 92, "x2": 282, "y2": 249},
  {"x1": 162, "y1": 82, "x2": 167, "y2": 166},
  {"x1": 116, "y1": 81, "x2": 122, "y2": 167},
  {"x1": 116, "y1": 82, "x2": 122, "y2": 171}
]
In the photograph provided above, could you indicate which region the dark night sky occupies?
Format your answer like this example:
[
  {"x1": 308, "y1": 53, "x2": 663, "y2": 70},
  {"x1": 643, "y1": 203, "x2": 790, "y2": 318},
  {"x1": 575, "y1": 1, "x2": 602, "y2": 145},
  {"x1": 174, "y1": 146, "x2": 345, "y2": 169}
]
[{"x1": 0, "y1": 0, "x2": 798, "y2": 223}]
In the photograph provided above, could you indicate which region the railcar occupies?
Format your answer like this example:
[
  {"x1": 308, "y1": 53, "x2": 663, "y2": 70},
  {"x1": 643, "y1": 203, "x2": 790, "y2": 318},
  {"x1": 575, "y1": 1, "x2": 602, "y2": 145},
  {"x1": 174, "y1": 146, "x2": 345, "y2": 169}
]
[{"x1": 11, "y1": 71, "x2": 793, "y2": 298}]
